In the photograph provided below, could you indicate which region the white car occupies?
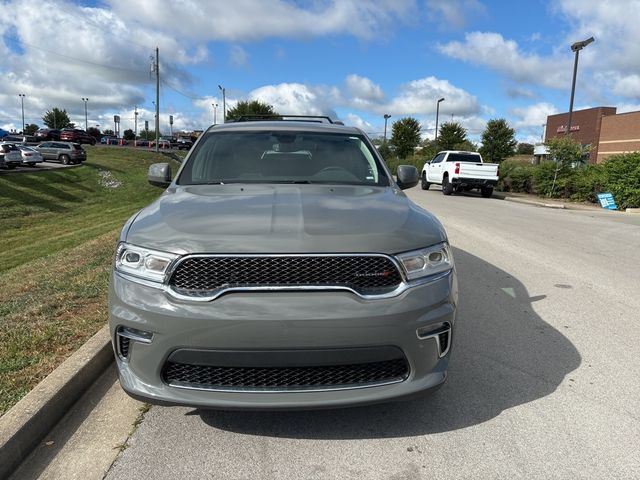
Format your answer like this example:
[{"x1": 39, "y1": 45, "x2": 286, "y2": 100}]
[
  {"x1": 421, "y1": 150, "x2": 499, "y2": 198},
  {"x1": 16, "y1": 145, "x2": 44, "y2": 166}
]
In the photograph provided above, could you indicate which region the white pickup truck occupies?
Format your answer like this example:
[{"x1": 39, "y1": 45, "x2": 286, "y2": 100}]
[{"x1": 421, "y1": 150, "x2": 499, "y2": 198}]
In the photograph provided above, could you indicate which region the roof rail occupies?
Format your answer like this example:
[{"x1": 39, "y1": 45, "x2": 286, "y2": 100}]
[{"x1": 230, "y1": 115, "x2": 340, "y2": 124}]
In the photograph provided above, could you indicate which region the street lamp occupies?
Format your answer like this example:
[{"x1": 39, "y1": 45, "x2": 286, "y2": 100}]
[
  {"x1": 383, "y1": 114, "x2": 391, "y2": 142},
  {"x1": 18, "y1": 94, "x2": 25, "y2": 133},
  {"x1": 566, "y1": 36, "x2": 595, "y2": 135},
  {"x1": 218, "y1": 85, "x2": 226, "y2": 123},
  {"x1": 212, "y1": 103, "x2": 218, "y2": 125},
  {"x1": 81, "y1": 97, "x2": 89, "y2": 131},
  {"x1": 434, "y1": 97, "x2": 445, "y2": 143}
]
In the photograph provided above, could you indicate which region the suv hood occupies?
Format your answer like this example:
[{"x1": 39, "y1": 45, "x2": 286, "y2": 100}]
[{"x1": 125, "y1": 184, "x2": 447, "y2": 254}]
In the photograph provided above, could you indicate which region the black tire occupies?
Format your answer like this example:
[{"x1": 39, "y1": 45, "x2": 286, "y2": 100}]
[
  {"x1": 442, "y1": 175, "x2": 454, "y2": 195},
  {"x1": 7, "y1": 164, "x2": 16, "y2": 170},
  {"x1": 28, "y1": 163, "x2": 36, "y2": 167},
  {"x1": 481, "y1": 187, "x2": 494, "y2": 198},
  {"x1": 60, "y1": 154, "x2": 71, "y2": 165},
  {"x1": 421, "y1": 172, "x2": 431, "y2": 190}
]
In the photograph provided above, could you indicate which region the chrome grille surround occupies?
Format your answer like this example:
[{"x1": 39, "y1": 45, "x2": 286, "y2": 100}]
[{"x1": 166, "y1": 253, "x2": 405, "y2": 300}]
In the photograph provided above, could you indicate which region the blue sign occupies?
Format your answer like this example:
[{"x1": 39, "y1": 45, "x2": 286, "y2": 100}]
[{"x1": 597, "y1": 193, "x2": 617, "y2": 210}]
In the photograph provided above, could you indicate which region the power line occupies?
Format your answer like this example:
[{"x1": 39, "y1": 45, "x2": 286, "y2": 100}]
[{"x1": 161, "y1": 79, "x2": 209, "y2": 101}]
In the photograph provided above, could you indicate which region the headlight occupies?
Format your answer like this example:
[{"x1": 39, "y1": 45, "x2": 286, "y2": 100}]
[
  {"x1": 396, "y1": 242, "x2": 454, "y2": 281},
  {"x1": 114, "y1": 242, "x2": 179, "y2": 283}
]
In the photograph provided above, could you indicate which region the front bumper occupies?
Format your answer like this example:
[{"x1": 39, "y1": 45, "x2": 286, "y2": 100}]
[{"x1": 109, "y1": 270, "x2": 457, "y2": 409}]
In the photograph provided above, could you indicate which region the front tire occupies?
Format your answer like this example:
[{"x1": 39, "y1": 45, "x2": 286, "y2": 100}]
[
  {"x1": 481, "y1": 187, "x2": 494, "y2": 198},
  {"x1": 60, "y1": 154, "x2": 71, "y2": 165},
  {"x1": 421, "y1": 172, "x2": 431, "y2": 190},
  {"x1": 442, "y1": 175, "x2": 454, "y2": 195}
]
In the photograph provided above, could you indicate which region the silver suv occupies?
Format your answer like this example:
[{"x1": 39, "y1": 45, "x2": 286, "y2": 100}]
[
  {"x1": 35, "y1": 142, "x2": 86, "y2": 164},
  {"x1": 0, "y1": 142, "x2": 23, "y2": 169},
  {"x1": 109, "y1": 117, "x2": 458, "y2": 409}
]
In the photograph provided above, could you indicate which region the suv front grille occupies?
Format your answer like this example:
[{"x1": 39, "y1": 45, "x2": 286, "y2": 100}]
[
  {"x1": 168, "y1": 255, "x2": 403, "y2": 297},
  {"x1": 163, "y1": 358, "x2": 409, "y2": 391}
]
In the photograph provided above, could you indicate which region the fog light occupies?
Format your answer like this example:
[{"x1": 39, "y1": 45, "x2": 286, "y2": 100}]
[
  {"x1": 116, "y1": 326, "x2": 153, "y2": 361},
  {"x1": 416, "y1": 322, "x2": 452, "y2": 358}
]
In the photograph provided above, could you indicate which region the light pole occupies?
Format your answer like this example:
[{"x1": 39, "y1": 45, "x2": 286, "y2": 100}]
[
  {"x1": 383, "y1": 114, "x2": 391, "y2": 142},
  {"x1": 18, "y1": 94, "x2": 25, "y2": 133},
  {"x1": 81, "y1": 97, "x2": 89, "y2": 131},
  {"x1": 567, "y1": 36, "x2": 595, "y2": 135},
  {"x1": 134, "y1": 107, "x2": 138, "y2": 146},
  {"x1": 212, "y1": 103, "x2": 218, "y2": 125},
  {"x1": 434, "y1": 97, "x2": 445, "y2": 144},
  {"x1": 218, "y1": 85, "x2": 226, "y2": 123}
]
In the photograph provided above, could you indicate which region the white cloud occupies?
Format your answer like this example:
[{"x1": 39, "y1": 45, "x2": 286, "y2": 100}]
[
  {"x1": 426, "y1": 0, "x2": 486, "y2": 29},
  {"x1": 509, "y1": 102, "x2": 558, "y2": 132},
  {"x1": 106, "y1": 0, "x2": 418, "y2": 41},
  {"x1": 384, "y1": 76, "x2": 479, "y2": 116},
  {"x1": 248, "y1": 83, "x2": 340, "y2": 118},
  {"x1": 345, "y1": 113, "x2": 375, "y2": 134},
  {"x1": 345, "y1": 74, "x2": 384, "y2": 103},
  {"x1": 229, "y1": 46, "x2": 249, "y2": 68},
  {"x1": 438, "y1": 32, "x2": 567, "y2": 89}
]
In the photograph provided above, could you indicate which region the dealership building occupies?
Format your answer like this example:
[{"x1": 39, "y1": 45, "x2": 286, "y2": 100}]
[{"x1": 544, "y1": 107, "x2": 640, "y2": 164}]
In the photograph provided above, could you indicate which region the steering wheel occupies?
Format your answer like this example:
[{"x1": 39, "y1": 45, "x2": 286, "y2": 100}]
[{"x1": 318, "y1": 166, "x2": 349, "y2": 174}]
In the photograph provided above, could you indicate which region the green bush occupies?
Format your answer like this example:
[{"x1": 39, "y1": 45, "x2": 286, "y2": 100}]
[
  {"x1": 497, "y1": 159, "x2": 535, "y2": 192},
  {"x1": 600, "y1": 153, "x2": 640, "y2": 209}
]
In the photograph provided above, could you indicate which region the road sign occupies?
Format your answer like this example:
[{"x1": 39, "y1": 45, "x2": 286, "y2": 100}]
[{"x1": 597, "y1": 193, "x2": 617, "y2": 210}]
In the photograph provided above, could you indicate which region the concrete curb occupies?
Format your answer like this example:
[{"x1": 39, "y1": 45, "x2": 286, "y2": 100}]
[
  {"x1": 626, "y1": 208, "x2": 640, "y2": 214},
  {"x1": 0, "y1": 325, "x2": 113, "y2": 479},
  {"x1": 502, "y1": 196, "x2": 566, "y2": 209}
]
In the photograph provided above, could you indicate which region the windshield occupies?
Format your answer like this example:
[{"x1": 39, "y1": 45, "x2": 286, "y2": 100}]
[{"x1": 177, "y1": 130, "x2": 390, "y2": 186}]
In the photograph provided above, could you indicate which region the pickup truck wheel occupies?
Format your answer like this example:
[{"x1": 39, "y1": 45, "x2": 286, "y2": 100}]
[
  {"x1": 442, "y1": 176, "x2": 454, "y2": 195},
  {"x1": 60, "y1": 154, "x2": 71, "y2": 165},
  {"x1": 481, "y1": 187, "x2": 494, "y2": 198},
  {"x1": 420, "y1": 173, "x2": 430, "y2": 190}
]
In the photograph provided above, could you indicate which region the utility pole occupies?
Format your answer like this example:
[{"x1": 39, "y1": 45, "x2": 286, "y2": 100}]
[
  {"x1": 218, "y1": 85, "x2": 226, "y2": 123},
  {"x1": 567, "y1": 37, "x2": 594, "y2": 135},
  {"x1": 134, "y1": 107, "x2": 138, "y2": 146},
  {"x1": 383, "y1": 114, "x2": 391, "y2": 142},
  {"x1": 435, "y1": 97, "x2": 445, "y2": 143},
  {"x1": 81, "y1": 98, "x2": 89, "y2": 131},
  {"x1": 154, "y1": 47, "x2": 160, "y2": 153},
  {"x1": 18, "y1": 94, "x2": 25, "y2": 133}
]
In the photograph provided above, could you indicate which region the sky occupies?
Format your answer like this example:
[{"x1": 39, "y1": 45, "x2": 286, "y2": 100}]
[{"x1": 1, "y1": 0, "x2": 639, "y2": 144}]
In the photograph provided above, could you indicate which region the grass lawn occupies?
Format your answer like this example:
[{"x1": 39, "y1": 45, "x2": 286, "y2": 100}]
[{"x1": 0, "y1": 147, "x2": 179, "y2": 416}]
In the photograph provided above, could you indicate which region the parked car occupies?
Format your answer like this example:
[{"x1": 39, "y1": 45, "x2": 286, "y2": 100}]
[
  {"x1": 176, "y1": 136, "x2": 194, "y2": 150},
  {"x1": 35, "y1": 128, "x2": 61, "y2": 141},
  {"x1": 101, "y1": 135, "x2": 127, "y2": 145},
  {"x1": 0, "y1": 142, "x2": 22, "y2": 169},
  {"x1": 35, "y1": 141, "x2": 86, "y2": 164},
  {"x1": 109, "y1": 116, "x2": 457, "y2": 410},
  {"x1": 134, "y1": 139, "x2": 150, "y2": 147},
  {"x1": 150, "y1": 139, "x2": 172, "y2": 149},
  {"x1": 421, "y1": 150, "x2": 499, "y2": 198},
  {"x1": 16, "y1": 145, "x2": 44, "y2": 166},
  {"x1": 59, "y1": 128, "x2": 96, "y2": 145}
]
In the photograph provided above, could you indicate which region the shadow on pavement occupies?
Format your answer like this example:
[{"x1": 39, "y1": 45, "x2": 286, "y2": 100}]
[{"x1": 197, "y1": 247, "x2": 581, "y2": 439}]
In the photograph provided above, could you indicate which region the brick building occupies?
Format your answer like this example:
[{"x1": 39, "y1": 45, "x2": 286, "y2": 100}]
[
  {"x1": 597, "y1": 110, "x2": 640, "y2": 162},
  {"x1": 545, "y1": 107, "x2": 617, "y2": 164}
]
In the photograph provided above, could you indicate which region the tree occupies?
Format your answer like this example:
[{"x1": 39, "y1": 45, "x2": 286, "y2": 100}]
[
  {"x1": 225, "y1": 100, "x2": 279, "y2": 121},
  {"x1": 479, "y1": 118, "x2": 517, "y2": 163},
  {"x1": 437, "y1": 122, "x2": 468, "y2": 150},
  {"x1": 42, "y1": 108, "x2": 72, "y2": 129},
  {"x1": 390, "y1": 117, "x2": 421, "y2": 159},
  {"x1": 545, "y1": 136, "x2": 590, "y2": 196},
  {"x1": 103, "y1": 129, "x2": 115, "y2": 135},
  {"x1": 87, "y1": 127, "x2": 101, "y2": 139},
  {"x1": 24, "y1": 124, "x2": 39, "y2": 135},
  {"x1": 517, "y1": 142, "x2": 534, "y2": 155},
  {"x1": 123, "y1": 129, "x2": 136, "y2": 140}
]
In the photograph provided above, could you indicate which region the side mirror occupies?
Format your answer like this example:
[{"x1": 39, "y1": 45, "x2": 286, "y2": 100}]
[
  {"x1": 148, "y1": 163, "x2": 172, "y2": 188},
  {"x1": 396, "y1": 165, "x2": 419, "y2": 190}
]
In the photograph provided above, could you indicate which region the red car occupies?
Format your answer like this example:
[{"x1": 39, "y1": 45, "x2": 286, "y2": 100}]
[{"x1": 59, "y1": 129, "x2": 96, "y2": 145}]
